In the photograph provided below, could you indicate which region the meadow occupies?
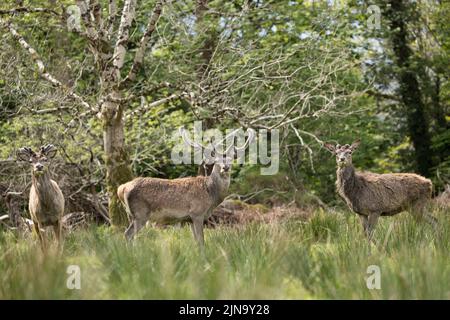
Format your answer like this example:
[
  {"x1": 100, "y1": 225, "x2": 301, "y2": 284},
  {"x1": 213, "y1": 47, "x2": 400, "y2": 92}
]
[{"x1": 0, "y1": 208, "x2": 448, "y2": 300}]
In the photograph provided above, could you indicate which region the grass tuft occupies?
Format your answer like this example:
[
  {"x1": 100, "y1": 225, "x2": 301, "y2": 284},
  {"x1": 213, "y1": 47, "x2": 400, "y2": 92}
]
[{"x1": 0, "y1": 208, "x2": 448, "y2": 299}]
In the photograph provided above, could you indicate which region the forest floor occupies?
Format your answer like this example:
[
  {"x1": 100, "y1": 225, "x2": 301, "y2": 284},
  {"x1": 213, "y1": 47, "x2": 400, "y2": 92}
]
[{"x1": 0, "y1": 207, "x2": 448, "y2": 299}]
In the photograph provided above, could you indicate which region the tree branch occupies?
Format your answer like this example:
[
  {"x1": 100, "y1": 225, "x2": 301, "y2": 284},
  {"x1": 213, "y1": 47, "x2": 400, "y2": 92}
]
[
  {"x1": 126, "y1": 93, "x2": 185, "y2": 119},
  {"x1": 90, "y1": 0, "x2": 103, "y2": 28},
  {"x1": 0, "y1": 7, "x2": 59, "y2": 16},
  {"x1": 76, "y1": 0, "x2": 100, "y2": 42},
  {"x1": 1, "y1": 19, "x2": 95, "y2": 114},
  {"x1": 112, "y1": 0, "x2": 137, "y2": 77},
  {"x1": 106, "y1": 0, "x2": 118, "y2": 38},
  {"x1": 121, "y1": 0, "x2": 165, "y2": 86}
]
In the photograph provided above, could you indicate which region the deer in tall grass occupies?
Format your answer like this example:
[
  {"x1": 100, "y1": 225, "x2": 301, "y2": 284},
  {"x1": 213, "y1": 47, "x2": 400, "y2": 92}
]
[
  {"x1": 118, "y1": 128, "x2": 255, "y2": 246},
  {"x1": 324, "y1": 140, "x2": 437, "y2": 241},
  {"x1": 17, "y1": 145, "x2": 64, "y2": 249}
]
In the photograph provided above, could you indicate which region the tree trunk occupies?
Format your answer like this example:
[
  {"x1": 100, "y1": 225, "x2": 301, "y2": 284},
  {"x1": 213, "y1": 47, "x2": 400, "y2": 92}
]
[
  {"x1": 398, "y1": 71, "x2": 433, "y2": 176},
  {"x1": 195, "y1": 0, "x2": 218, "y2": 176},
  {"x1": 386, "y1": 0, "x2": 433, "y2": 176},
  {"x1": 431, "y1": 76, "x2": 447, "y2": 132},
  {"x1": 101, "y1": 96, "x2": 133, "y2": 227},
  {"x1": 430, "y1": 76, "x2": 449, "y2": 165}
]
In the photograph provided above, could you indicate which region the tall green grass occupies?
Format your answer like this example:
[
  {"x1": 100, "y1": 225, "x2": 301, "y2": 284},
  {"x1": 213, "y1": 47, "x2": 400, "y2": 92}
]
[{"x1": 0, "y1": 209, "x2": 448, "y2": 299}]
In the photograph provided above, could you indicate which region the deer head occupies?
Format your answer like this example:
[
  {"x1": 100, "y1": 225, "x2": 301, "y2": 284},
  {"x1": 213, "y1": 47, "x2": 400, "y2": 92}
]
[
  {"x1": 324, "y1": 139, "x2": 360, "y2": 167},
  {"x1": 180, "y1": 127, "x2": 255, "y2": 176},
  {"x1": 17, "y1": 144, "x2": 58, "y2": 176}
]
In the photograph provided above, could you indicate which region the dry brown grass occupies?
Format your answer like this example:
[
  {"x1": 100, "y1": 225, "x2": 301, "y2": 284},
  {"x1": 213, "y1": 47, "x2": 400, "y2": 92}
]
[{"x1": 207, "y1": 200, "x2": 314, "y2": 227}]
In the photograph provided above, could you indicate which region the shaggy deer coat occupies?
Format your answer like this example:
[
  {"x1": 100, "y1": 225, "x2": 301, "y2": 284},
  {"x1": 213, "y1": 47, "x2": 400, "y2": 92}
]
[
  {"x1": 325, "y1": 140, "x2": 436, "y2": 240},
  {"x1": 336, "y1": 166, "x2": 432, "y2": 217}
]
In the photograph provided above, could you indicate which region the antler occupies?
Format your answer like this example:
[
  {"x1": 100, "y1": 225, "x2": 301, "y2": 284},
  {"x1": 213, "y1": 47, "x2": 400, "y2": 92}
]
[
  {"x1": 17, "y1": 147, "x2": 35, "y2": 162},
  {"x1": 21, "y1": 147, "x2": 35, "y2": 155},
  {"x1": 39, "y1": 144, "x2": 58, "y2": 158},
  {"x1": 180, "y1": 126, "x2": 256, "y2": 158},
  {"x1": 179, "y1": 127, "x2": 210, "y2": 150},
  {"x1": 222, "y1": 128, "x2": 256, "y2": 155},
  {"x1": 40, "y1": 144, "x2": 55, "y2": 154},
  {"x1": 234, "y1": 128, "x2": 256, "y2": 152}
]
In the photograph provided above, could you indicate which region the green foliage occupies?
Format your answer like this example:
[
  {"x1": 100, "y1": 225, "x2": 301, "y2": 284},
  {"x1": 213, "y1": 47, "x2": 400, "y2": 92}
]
[
  {"x1": 125, "y1": 101, "x2": 196, "y2": 178},
  {"x1": 0, "y1": 0, "x2": 448, "y2": 204}
]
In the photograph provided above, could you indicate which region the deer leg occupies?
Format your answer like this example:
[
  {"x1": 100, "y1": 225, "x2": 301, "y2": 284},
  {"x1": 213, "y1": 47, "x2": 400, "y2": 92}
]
[
  {"x1": 359, "y1": 215, "x2": 369, "y2": 237},
  {"x1": 53, "y1": 220, "x2": 62, "y2": 248},
  {"x1": 125, "y1": 220, "x2": 136, "y2": 240},
  {"x1": 125, "y1": 217, "x2": 147, "y2": 241},
  {"x1": 366, "y1": 212, "x2": 380, "y2": 242},
  {"x1": 190, "y1": 216, "x2": 205, "y2": 247},
  {"x1": 33, "y1": 222, "x2": 46, "y2": 251}
]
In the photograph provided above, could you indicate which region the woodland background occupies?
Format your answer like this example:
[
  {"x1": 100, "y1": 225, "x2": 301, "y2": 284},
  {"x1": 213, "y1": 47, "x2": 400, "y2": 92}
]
[{"x1": 0, "y1": 0, "x2": 449, "y2": 226}]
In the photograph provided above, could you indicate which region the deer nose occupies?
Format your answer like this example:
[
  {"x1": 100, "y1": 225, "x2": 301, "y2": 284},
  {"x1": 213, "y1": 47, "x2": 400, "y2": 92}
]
[
  {"x1": 339, "y1": 158, "x2": 345, "y2": 162},
  {"x1": 35, "y1": 164, "x2": 44, "y2": 171}
]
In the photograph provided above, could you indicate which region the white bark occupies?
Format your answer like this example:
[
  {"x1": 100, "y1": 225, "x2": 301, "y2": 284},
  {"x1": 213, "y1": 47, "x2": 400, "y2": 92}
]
[
  {"x1": 112, "y1": 0, "x2": 137, "y2": 76},
  {"x1": 107, "y1": 0, "x2": 117, "y2": 38},
  {"x1": 76, "y1": 0, "x2": 99, "y2": 41}
]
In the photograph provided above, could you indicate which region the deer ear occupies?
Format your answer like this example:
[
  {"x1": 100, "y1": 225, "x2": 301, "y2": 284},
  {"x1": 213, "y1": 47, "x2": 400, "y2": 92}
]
[
  {"x1": 350, "y1": 139, "x2": 361, "y2": 151},
  {"x1": 323, "y1": 143, "x2": 336, "y2": 154},
  {"x1": 17, "y1": 147, "x2": 35, "y2": 162}
]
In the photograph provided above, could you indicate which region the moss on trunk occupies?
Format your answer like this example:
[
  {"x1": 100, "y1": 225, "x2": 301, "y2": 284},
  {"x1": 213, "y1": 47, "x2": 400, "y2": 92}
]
[
  {"x1": 102, "y1": 102, "x2": 134, "y2": 228},
  {"x1": 106, "y1": 157, "x2": 133, "y2": 227}
]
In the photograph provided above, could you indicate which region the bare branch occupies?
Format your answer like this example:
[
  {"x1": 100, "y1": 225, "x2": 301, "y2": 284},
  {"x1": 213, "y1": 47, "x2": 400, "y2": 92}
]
[
  {"x1": 126, "y1": 93, "x2": 184, "y2": 119},
  {"x1": 106, "y1": 0, "x2": 118, "y2": 38},
  {"x1": 290, "y1": 124, "x2": 315, "y2": 172},
  {"x1": 0, "y1": 7, "x2": 59, "y2": 16},
  {"x1": 29, "y1": 106, "x2": 72, "y2": 115},
  {"x1": 91, "y1": 0, "x2": 103, "y2": 28},
  {"x1": 76, "y1": 0, "x2": 99, "y2": 42},
  {"x1": 121, "y1": 0, "x2": 165, "y2": 86},
  {"x1": 1, "y1": 19, "x2": 95, "y2": 114}
]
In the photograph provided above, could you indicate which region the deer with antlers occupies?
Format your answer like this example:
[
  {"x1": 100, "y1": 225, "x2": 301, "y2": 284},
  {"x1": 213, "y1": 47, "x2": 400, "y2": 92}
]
[
  {"x1": 17, "y1": 145, "x2": 64, "y2": 249},
  {"x1": 118, "y1": 127, "x2": 255, "y2": 246}
]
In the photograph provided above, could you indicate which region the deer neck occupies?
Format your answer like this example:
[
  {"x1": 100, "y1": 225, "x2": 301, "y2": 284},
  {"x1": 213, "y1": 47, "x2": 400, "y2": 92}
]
[
  {"x1": 32, "y1": 170, "x2": 54, "y2": 200},
  {"x1": 207, "y1": 165, "x2": 231, "y2": 205},
  {"x1": 336, "y1": 164, "x2": 356, "y2": 198}
]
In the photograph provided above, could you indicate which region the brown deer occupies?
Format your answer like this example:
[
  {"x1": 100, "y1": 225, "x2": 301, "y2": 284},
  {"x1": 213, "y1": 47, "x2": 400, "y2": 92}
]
[
  {"x1": 17, "y1": 145, "x2": 64, "y2": 248},
  {"x1": 324, "y1": 140, "x2": 437, "y2": 241},
  {"x1": 118, "y1": 128, "x2": 255, "y2": 246}
]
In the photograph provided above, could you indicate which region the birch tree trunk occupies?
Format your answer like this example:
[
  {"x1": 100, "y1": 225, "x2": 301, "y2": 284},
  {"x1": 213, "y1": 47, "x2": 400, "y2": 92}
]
[
  {"x1": 99, "y1": 0, "x2": 136, "y2": 227},
  {"x1": 101, "y1": 95, "x2": 133, "y2": 227}
]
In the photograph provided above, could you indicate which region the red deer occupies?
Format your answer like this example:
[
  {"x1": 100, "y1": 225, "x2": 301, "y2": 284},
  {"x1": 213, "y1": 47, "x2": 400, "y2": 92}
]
[
  {"x1": 118, "y1": 128, "x2": 255, "y2": 246},
  {"x1": 17, "y1": 145, "x2": 64, "y2": 249},
  {"x1": 324, "y1": 140, "x2": 437, "y2": 240}
]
